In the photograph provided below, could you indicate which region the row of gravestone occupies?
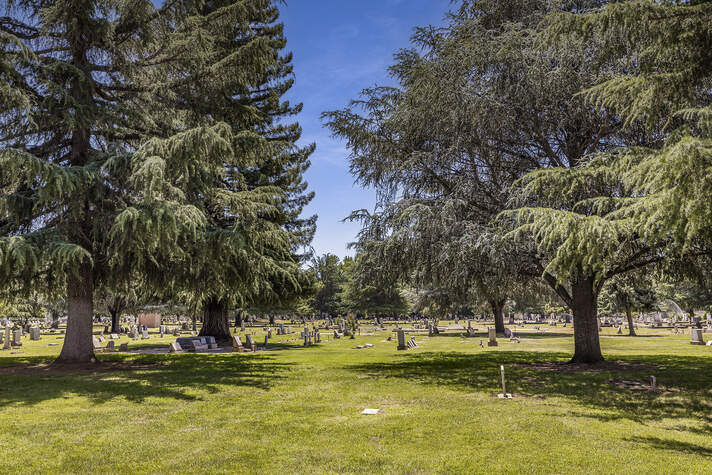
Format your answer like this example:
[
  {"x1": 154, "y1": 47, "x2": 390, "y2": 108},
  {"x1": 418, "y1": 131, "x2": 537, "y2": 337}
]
[
  {"x1": 1, "y1": 326, "x2": 23, "y2": 349},
  {"x1": 175, "y1": 336, "x2": 218, "y2": 352},
  {"x1": 92, "y1": 336, "x2": 128, "y2": 352}
]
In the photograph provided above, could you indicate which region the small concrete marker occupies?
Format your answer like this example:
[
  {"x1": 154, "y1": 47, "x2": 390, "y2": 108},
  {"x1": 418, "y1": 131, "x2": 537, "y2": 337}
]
[
  {"x1": 498, "y1": 365, "x2": 512, "y2": 399},
  {"x1": 362, "y1": 408, "x2": 380, "y2": 415}
]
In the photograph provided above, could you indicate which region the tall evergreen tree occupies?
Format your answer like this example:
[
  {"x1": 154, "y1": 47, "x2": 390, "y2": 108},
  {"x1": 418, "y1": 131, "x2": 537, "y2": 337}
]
[
  {"x1": 151, "y1": 0, "x2": 315, "y2": 341},
  {"x1": 545, "y1": 1, "x2": 712, "y2": 274},
  {"x1": 0, "y1": 0, "x2": 251, "y2": 362},
  {"x1": 325, "y1": 0, "x2": 643, "y2": 360}
]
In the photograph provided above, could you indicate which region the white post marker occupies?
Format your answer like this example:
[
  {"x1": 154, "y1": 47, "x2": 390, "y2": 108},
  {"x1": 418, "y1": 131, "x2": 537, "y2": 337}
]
[
  {"x1": 498, "y1": 365, "x2": 512, "y2": 399},
  {"x1": 650, "y1": 376, "x2": 657, "y2": 392}
]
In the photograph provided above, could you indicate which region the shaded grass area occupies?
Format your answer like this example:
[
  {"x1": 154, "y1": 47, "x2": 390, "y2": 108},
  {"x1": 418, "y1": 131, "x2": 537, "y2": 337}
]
[{"x1": 0, "y1": 326, "x2": 710, "y2": 474}]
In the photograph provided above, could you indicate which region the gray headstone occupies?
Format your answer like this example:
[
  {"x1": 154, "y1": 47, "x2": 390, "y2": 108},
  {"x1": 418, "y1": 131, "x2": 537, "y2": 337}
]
[
  {"x1": 488, "y1": 327, "x2": 498, "y2": 347},
  {"x1": 691, "y1": 328, "x2": 705, "y2": 345},
  {"x1": 2, "y1": 325, "x2": 10, "y2": 350},
  {"x1": 12, "y1": 329, "x2": 22, "y2": 346},
  {"x1": 397, "y1": 329, "x2": 406, "y2": 350}
]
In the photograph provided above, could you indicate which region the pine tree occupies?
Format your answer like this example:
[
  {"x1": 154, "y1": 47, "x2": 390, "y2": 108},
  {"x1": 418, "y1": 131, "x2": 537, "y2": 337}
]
[
  {"x1": 148, "y1": 0, "x2": 315, "y2": 341},
  {"x1": 545, "y1": 1, "x2": 712, "y2": 257},
  {"x1": 0, "y1": 0, "x2": 248, "y2": 362},
  {"x1": 324, "y1": 0, "x2": 640, "y2": 359}
]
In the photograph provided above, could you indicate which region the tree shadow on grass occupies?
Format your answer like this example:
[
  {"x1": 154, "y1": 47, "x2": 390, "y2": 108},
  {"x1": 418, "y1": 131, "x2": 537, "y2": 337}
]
[
  {"x1": 0, "y1": 353, "x2": 289, "y2": 407},
  {"x1": 625, "y1": 436, "x2": 712, "y2": 456},
  {"x1": 421, "y1": 332, "x2": 574, "y2": 340},
  {"x1": 347, "y1": 351, "x2": 712, "y2": 428}
]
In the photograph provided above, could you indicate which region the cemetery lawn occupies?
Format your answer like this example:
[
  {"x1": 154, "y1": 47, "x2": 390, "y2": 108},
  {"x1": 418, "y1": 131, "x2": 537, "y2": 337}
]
[{"x1": 1, "y1": 327, "x2": 711, "y2": 474}]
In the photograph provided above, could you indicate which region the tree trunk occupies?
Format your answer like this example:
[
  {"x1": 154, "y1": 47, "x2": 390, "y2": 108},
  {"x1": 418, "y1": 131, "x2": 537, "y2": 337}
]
[
  {"x1": 570, "y1": 275, "x2": 604, "y2": 364},
  {"x1": 234, "y1": 311, "x2": 242, "y2": 328},
  {"x1": 269, "y1": 315, "x2": 275, "y2": 326},
  {"x1": 110, "y1": 310, "x2": 121, "y2": 334},
  {"x1": 490, "y1": 299, "x2": 506, "y2": 334},
  {"x1": 50, "y1": 311, "x2": 60, "y2": 329},
  {"x1": 625, "y1": 303, "x2": 636, "y2": 337},
  {"x1": 56, "y1": 262, "x2": 95, "y2": 363},
  {"x1": 199, "y1": 298, "x2": 231, "y2": 342}
]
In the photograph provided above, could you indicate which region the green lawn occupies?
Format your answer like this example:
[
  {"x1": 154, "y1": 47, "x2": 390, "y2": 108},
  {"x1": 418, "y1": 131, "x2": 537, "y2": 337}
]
[{"x1": 1, "y1": 325, "x2": 711, "y2": 474}]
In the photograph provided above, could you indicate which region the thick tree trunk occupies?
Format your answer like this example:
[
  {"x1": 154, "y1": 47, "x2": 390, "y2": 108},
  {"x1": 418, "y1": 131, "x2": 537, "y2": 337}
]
[
  {"x1": 234, "y1": 311, "x2": 242, "y2": 328},
  {"x1": 56, "y1": 263, "x2": 95, "y2": 363},
  {"x1": 625, "y1": 303, "x2": 636, "y2": 337},
  {"x1": 570, "y1": 275, "x2": 604, "y2": 364},
  {"x1": 490, "y1": 299, "x2": 506, "y2": 334},
  {"x1": 110, "y1": 310, "x2": 121, "y2": 334},
  {"x1": 199, "y1": 298, "x2": 231, "y2": 342},
  {"x1": 50, "y1": 311, "x2": 60, "y2": 329}
]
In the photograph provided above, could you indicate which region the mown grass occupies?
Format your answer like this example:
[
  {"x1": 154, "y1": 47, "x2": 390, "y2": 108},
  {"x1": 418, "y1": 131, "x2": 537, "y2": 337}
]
[{"x1": 0, "y1": 325, "x2": 711, "y2": 474}]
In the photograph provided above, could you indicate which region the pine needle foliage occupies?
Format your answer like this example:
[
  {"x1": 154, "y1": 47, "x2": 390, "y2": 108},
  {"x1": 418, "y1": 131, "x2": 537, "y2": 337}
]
[
  {"x1": 0, "y1": 0, "x2": 313, "y2": 359},
  {"x1": 543, "y1": 0, "x2": 712, "y2": 251}
]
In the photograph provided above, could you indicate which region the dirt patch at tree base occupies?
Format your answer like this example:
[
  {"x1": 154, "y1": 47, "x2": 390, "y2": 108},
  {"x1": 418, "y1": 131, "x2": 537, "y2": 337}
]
[
  {"x1": 607, "y1": 378, "x2": 680, "y2": 394},
  {"x1": 515, "y1": 361, "x2": 659, "y2": 373}
]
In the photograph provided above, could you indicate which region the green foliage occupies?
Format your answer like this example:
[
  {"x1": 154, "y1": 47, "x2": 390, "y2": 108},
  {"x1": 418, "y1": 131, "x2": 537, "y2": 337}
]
[
  {"x1": 309, "y1": 253, "x2": 347, "y2": 316},
  {"x1": 544, "y1": 1, "x2": 712, "y2": 252},
  {"x1": 340, "y1": 255, "x2": 409, "y2": 317},
  {"x1": 0, "y1": 0, "x2": 315, "y2": 355}
]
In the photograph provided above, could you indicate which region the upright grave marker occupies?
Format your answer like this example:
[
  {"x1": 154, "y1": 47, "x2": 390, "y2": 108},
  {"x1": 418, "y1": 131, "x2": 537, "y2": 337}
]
[
  {"x1": 397, "y1": 329, "x2": 406, "y2": 351},
  {"x1": 488, "y1": 327, "x2": 498, "y2": 347}
]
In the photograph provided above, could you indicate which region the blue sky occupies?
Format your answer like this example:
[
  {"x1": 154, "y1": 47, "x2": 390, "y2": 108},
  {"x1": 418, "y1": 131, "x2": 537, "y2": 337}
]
[{"x1": 280, "y1": 0, "x2": 451, "y2": 259}]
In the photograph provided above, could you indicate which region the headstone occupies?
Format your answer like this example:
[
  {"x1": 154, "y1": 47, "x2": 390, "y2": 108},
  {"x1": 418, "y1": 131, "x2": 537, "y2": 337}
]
[
  {"x1": 98, "y1": 335, "x2": 106, "y2": 343},
  {"x1": 92, "y1": 336, "x2": 103, "y2": 350},
  {"x1": 467, "y1": 327, "x2": 476, "y2": 338},
  {"x1": 315, "y1": 332, "x2": 321, "y2": 343},
  {"x1": 503, "y1": 328, "x2": 512, "y2": 339},
  {"x1": 232, "y1": 335, "x2": 244, "y2": 353},
  {"x1": 397, "y1": 329, "x2": 406, "y2": 351},
  {"x1": 2, "y1": 325, "x2": 9, "y2": 350},
  {"x1": 30, "y1": 326, "x2": 41, "y2": 340},
  {"x1": 110, "y1": 333, "x2": 120, "y2": 339},
  {"x1": 691, "y1": 328, "x2": 705, "y2": 345},
  {"x1": 141, "y1": 328, "x2": 149, "y2": 339},
  {"x1": 107, "y1": 340, "x2": 115, "y2": 351},
  {"x1": 488, "y1": 327, "x2": 498, "y2": 347},
  {"x1": 169, "y1": 342, "x2": 183, "y2": 353},
  {"x1": 12, "y1": 329, "x2": 22, "y2": 347},
  {"x1": 246, "y1": 335, "x2": 256, "y2": 352}
]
